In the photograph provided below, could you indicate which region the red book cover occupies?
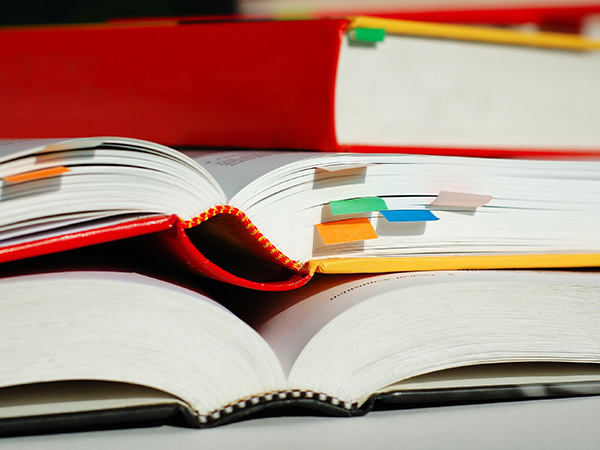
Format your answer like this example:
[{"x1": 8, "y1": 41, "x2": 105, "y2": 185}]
[
  {"x1": 2, "y1": 15, "x2": 600, "y2": 155},
  {"x1": 0, "y1": 213, "x2": 313, "y2": 292},
  {"x1": 0, "y1": 18, "x2": 347, "y2": 151}
]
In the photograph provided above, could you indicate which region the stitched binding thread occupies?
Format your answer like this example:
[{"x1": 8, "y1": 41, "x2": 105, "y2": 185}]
[
  {"x1": 197, "y1": 390, "x2": 358, "y2": 424},
  {"x1": 181, "y1": 206, "x2": 305, "y2": 272}
]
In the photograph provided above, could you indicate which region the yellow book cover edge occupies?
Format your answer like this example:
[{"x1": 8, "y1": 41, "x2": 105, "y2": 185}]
[
  {"x1": 349, "y1": 16, "x2": 600, "y2": 51},
  {"x1": 306, "y1": 253, "x2": 600, "y2": 276}
]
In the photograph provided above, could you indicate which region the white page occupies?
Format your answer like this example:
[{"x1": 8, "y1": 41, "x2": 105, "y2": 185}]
[
  {"x1": 336, "y1": 33, "x2": 600, "y2": 149},
  {"x1": 0, "y1": 139, "x2": 227, "y2": 242},
  {"x1": 0, "y1": 271, "x2": 286, "y2": 416},
  {"x1": 0, "y1": 138, "x2": 107, "y2": 162},
  {"x1": 0, "y1": 381, "x2": 183, "y2": 419},
  {"x1": 185, "y1": 150, "x2": 321, "y2": 200},
  {"x1": 248, "y1": 271, "x2": 600, "y2": 376}
]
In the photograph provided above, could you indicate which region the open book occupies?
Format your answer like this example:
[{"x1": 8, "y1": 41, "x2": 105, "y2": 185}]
[
  {"x1": 1, "y1": 269, "x2": 600, "y2": 435},
  {"x1": 2, "y1": 17, "x2": 600, "y2": 154},
  {"x1": 1, "y1": 137, "x2": 600, "y2": 290}
]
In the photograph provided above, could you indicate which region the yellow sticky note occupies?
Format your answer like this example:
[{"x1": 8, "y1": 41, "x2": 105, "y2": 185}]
[
  {"x1": 315, "y1": 218, "x2": 378, "y2": 245},
  {"x1": 4, "y1": 166, "x2": 70, "y2": 184}
]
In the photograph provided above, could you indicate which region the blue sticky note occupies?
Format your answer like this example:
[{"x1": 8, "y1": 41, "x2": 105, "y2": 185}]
[{"x1": 380, "y1": 210, "x2": 439, "y2": 223}]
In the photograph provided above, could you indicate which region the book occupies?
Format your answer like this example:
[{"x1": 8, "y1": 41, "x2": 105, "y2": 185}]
[
  {"x1": 238, "y1": 1, "x2": 600, "y2": 34},
  {"x1": 2, "y1": 17, "x2": 600, "y2": 154},
  {"x1": 1, "y1": 269, "x2": 600, "y2": 436},
  {"x1": 1, "y1": 137, "x2": 600, "y2": 290}
]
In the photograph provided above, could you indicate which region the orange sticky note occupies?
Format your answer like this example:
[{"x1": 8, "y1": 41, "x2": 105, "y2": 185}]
[
  {"x1": 4, "y1": 166, "x2": 70, "y2": 184},
  {"x1": 315, "y1": 218, "x2": 378, "y2": 245}
]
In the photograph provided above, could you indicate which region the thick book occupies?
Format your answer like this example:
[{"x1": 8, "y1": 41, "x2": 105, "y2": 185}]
[
  {"x1": 1, "y1": 137, "x2": 600, "y2": 290},
  {"x1": 238, "y1": 1, "x2": 600, "y2": 32},
  {"x1": 2, "y1": 17, "x2": 600, "y2": 154},
  {"x1": 1, "y1": 269, "x2": 600, "y2": 436}
]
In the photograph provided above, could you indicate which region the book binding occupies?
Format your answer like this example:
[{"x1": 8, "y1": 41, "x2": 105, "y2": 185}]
[{"x1": 3, "y1": 380, "x2": 600, "y2": 436}]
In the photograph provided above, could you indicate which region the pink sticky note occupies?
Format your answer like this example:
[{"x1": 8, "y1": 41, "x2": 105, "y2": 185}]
[{"x1": 429, "y1": 191, "x2": 492, "y2": 208}]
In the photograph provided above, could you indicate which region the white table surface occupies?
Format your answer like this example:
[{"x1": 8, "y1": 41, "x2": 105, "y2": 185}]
[{"x1": 3, "y1": 395, "x2": 600, "y2": 449}]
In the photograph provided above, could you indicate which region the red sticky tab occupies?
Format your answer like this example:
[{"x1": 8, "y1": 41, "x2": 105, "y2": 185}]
[{"x1": 315, "y1": 218, "x2": 378, "y2": 245}]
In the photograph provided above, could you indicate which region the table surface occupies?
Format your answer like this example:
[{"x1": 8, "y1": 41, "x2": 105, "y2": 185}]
[{"x1": 3, "y1": 395, "x2": 600, "y2": 449}]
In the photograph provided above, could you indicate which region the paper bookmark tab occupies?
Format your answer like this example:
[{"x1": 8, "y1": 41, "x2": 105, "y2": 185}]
[
  {"x1": 330, "y1": 197, "x2": 387, "y2": 215},
  {"x1": 429, "y1": 191, "x2": 492, "y2": 208},
  {"x1": 316, "y1": 163, "x2": 370, "y2": 172},
  {"x1": 315, "y1": 218, "x2": 378, "y2": 245},
  {"x1": 349, "y1": 28, "x2": 386, "y2": 43},
  {"x1": 381, "y1": 210, "x2": 439, "y2": 223},
  {"x1": 4, "y1": 166, "x2": 70, "y2": 184}
]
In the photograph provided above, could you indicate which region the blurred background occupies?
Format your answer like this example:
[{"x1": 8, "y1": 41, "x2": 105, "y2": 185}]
[
  {"x1": 0, "y1": 0, "x2": 236, "y2": 26},
  {"x1": 2, "y1": 0, "x2": 600, "y2": 27}
]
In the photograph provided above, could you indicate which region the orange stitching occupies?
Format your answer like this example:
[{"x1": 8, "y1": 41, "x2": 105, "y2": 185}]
[{"x1": 180, "y1": 207, "x2": 305, "y2": 272}]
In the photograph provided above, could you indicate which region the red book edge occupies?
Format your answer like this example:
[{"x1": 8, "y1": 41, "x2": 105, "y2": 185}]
[
  {"x1": 111, "y1": 4, "x2": 600, "y2": 29},
  {"x1": 341, "y1": 145, "x2": 600, "y2": 159},
  {"x1": 0, "y1": 213, "x2": 312, "y2": 292}
]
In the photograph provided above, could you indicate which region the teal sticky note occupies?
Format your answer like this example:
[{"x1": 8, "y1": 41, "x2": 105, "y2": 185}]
[
  {"x1": 380, "y1": 210, "x2": 439, "y2": 222},
  {"x1": 349, "y1": 28, "x2": 386, "y2": 43},
  {"x1": 330, "y1": 197, "x2": 388, "y2": 215}
]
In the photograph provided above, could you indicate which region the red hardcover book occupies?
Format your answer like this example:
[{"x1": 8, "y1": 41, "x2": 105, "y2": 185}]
[
  {"x1": 1, "y1": 138, "x2": 600, "y2": 291},
  {"x1": 2, "y1": 16, "x2": 600, "y2": 156}
]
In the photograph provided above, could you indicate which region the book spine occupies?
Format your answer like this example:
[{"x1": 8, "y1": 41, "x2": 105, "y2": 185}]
[
  {"x1": 183, "y1": 206, "x2": 304, "y2": 272},
  {"x1": 198, "y1": 389, "x2": 359, "y2": 427},
  {"x1": 0, "y1": 211, "x2": 313, "y2": 291},
  {"x1": 157, "y1": 212, "x2": 313, "y2": 291},
  {"x1": 0, "y1": 19, "x2": 348, "y2": 150},
  {"x1": 201, "y1": 380, "x2": 600, "y2": 428}
]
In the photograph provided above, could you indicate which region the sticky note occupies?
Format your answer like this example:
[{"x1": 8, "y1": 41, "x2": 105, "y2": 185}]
[
  {"x1": 330, "y1": 197, "x2": 387, "y2": 215},
  {"x1": 380, "y1": 210, "x2": 439, "y2": 222},
  {"x1": 316, "y1": 163, "x2": 370, "y2": 172},
  {"x1": 429, "y1": 191, "x2": 492, "y2": 208},
  {"x1": 4, "y1": 166, "x2": 70, "y2": 184},
  {"x1": 349, "y1": 28, "x2": 386, "y2": 43},
  {"x1": 315, "y1": 218, "x2": 378, "y2": 245}
]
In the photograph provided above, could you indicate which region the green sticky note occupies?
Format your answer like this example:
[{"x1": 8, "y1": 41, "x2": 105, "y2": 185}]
[
  {"x1": 349, "y1": 28, "x2": 386, "y2": 43},
  {"x1": 330, "y1": 197, "x2": 388, "y2": 215}
]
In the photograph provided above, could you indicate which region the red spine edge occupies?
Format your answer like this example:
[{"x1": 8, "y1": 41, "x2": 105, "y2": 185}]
[
  {"x1": 165, "y1": 218, "x2": 312, "y2": 292},
  {"x1": 0, "y1": 215, "x2": 177, "y2": 264},
  {"x1": 0, "y1": 212, "x2": 312, "y2": 291},
  {"x1": 341, "y1": 145, "x2": 600, "y2": 160}
]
